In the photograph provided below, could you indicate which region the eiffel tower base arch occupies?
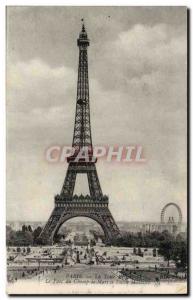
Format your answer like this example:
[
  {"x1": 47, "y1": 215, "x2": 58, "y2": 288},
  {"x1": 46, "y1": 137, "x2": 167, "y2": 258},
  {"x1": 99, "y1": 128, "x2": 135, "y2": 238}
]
[{"x1": 38, "y1": 204, "x2": 121, "y2": 245}]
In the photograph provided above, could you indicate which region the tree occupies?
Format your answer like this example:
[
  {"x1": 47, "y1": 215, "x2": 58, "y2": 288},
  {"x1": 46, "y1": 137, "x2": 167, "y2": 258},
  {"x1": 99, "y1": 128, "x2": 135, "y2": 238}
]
[
  {"x1": 28, "y1": 225, "x2": 33, "y2": 232},
  {"x1": 7, "y1": 225, "x2": 33, "y2": 246},
  {"x1": 6, "y1": 226, "x2": 16, "y2": 246},
  {"x1": 153, "y1": 248, "x2": 157, "y2": 257},
  {"x1": 158, "y1": 240, "x2": 174, "y2": 266},
  {"x1": 22, "y1": 225, "x2": 27, "y2": 232},
  {"x1": 20, "y1": 231, "x2": 33, "y2": 245},
  {"x1": 172, "y1": 240, "x2": 187, "y2": 269},
  {"x1": 90, "y1": 239, "x2": 96, "y2": 247},
  {"x1": 137, "y1": 247, "x2": 142, "y2": 256},
  {"x1": 33, "y1": 226, "x2": 42, "y2": 244}
]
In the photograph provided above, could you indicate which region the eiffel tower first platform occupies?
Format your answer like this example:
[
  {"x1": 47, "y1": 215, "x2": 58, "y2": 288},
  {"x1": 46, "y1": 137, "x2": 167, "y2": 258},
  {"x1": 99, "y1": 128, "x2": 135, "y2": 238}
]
[{"x1": 38, "y1": 22, "x2": 121, "y2": 245}]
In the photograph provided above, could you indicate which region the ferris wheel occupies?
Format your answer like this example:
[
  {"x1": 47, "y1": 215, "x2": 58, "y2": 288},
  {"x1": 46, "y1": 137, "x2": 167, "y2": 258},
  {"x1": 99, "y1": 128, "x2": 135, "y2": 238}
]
[{"x1": 160, "y1": 202, "x2": 182, "y2": 224}]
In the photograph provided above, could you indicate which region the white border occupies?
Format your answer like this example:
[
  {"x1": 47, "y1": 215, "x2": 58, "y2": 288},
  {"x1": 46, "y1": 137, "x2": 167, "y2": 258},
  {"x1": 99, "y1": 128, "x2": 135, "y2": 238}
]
[
  {"x1": 0, "y1": 1, "x2": 191, "y2": 299},
  {"x1": 1, "y1": 0, "x2": 192, "y2": 5}
]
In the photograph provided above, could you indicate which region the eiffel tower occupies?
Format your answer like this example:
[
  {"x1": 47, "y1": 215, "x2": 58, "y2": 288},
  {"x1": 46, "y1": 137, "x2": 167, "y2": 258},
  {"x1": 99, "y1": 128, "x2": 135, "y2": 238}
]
[{"x1": 39, "y1": 22, "x2": 120, "y2": 245}]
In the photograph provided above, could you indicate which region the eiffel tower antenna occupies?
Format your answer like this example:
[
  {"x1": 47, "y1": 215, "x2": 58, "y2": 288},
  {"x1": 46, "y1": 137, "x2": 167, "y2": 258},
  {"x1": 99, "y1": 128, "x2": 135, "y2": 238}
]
[
  {"x1": 81, "y1": 18, "x2": 85, "y2": 31},
  {"x1": 39, "y1": 23, "x2": 120, "y2": 245}
]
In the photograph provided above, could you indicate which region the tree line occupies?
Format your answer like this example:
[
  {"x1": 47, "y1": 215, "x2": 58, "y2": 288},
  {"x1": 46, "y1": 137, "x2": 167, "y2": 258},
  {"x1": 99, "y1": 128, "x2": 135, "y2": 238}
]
[
  {"x1": 112, "y1": 230, "x2": 187, "y2": 269},
  {"x1": 6, "y1": 225, "x2": 42, "y2": 246}
]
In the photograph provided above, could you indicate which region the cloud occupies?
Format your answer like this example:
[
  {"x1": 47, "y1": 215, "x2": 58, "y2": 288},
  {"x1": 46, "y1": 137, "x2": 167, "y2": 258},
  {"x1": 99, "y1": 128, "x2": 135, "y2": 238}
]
[
  {"x1": 94, "y1": 23, "x2": 186, "y2": 91},
  {"x1": 6, "y1": 9, "x2": 187, "y2": 223},
  {"x1": 7, "y1": 58, "x2": 76, "y2": 111}
]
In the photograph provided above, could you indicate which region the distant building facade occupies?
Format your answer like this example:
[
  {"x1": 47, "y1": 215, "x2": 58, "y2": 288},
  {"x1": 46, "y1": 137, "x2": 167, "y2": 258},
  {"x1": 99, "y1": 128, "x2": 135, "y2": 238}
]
[
  {"x1": 119, "y1": 221, "x2": 186, "y2": 235},
  {"x1": 74, "y1": 234, "x2": 89, "y2": 246}
]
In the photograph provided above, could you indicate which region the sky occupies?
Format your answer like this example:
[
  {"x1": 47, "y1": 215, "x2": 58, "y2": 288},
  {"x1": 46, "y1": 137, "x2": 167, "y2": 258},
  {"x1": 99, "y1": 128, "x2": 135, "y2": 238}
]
[{"x1": 6, "y1": 6, "x2": 187, "y2": 223}]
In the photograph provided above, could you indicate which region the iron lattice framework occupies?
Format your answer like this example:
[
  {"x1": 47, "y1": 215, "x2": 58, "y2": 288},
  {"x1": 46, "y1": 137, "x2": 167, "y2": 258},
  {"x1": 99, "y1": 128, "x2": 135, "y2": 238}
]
[
  {"x1": 73, "y1": 24, "x2": 92, "y2": 151},
  {"x1": 39, "y1": 23, "x2": 120, "y2": 245}
]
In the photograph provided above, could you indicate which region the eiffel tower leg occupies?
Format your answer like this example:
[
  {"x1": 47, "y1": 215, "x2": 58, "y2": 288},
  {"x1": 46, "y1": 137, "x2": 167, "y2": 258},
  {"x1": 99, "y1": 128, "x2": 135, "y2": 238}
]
[
  {"x1": 39, "y1": 164, "x2": 78, "y2": 244},
  {"x1": 87, "y1": 166, "x2": 103, "y2": 199},
  {"x1": 60, "y1": 163, "x2": 77, "y2": 199},
  {"x1": 98, "y1": 207, "x2": 121, "y2": 243},
  {"x1": 38, "y1": 207, "x2": 64, "y2": 245}
]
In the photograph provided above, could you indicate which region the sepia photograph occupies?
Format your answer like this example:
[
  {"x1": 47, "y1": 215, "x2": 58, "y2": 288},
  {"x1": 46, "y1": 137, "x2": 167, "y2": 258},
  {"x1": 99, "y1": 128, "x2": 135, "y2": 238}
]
[{"x1": 6, "y1": 6, "x2": 188, "y2": 295}]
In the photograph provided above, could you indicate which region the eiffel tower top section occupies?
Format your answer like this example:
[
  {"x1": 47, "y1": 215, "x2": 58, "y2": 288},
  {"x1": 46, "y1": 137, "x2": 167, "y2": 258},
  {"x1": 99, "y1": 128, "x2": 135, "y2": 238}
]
[
  {"x1": 77, "y1": 22, "x2": 90, "y2": 47},
  {"x1": 68, "y1": 21, "x2": 94, "y2": 162}
]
